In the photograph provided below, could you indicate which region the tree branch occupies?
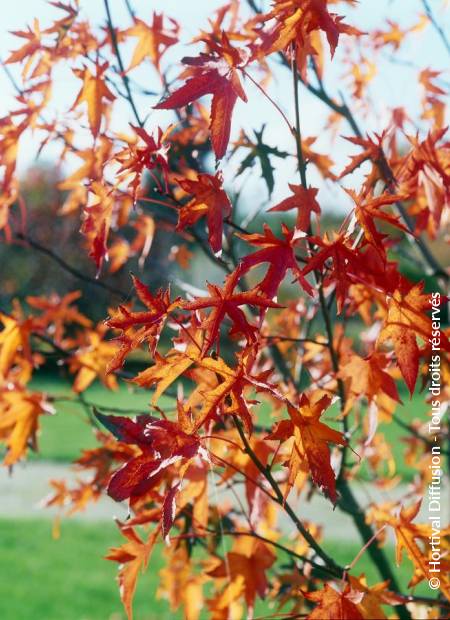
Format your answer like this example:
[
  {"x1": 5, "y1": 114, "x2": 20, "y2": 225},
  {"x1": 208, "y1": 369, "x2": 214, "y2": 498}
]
[{"x1": 16, "y1": 233, "x2": 128, "y2": 300}]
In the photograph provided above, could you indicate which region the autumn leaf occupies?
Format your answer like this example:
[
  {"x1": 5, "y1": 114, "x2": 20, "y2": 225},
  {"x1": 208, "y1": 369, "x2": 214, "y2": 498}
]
[
  {"x1": 382, "y1": 501, "x2": 450, "y2": 600},
  {"x1": 181, "y1": 269, "x2": 281, "y2": 355},
  {"x1": 125, "y1": 13, "x2": 179, "y2": 72},
  {"x1": 345, "y1": 188, "x2": 410, "y2": 249},
  {"x1": 304, "y1": 583, "x2": 364, "y2": 619},
  {"x1": 266, "y1": 393, "x2": 347, "y2": 502},
  {"x1": 377, "y1": 282, "x2": 437, "y2": 395},
  {"x1": 269, "y1": 184, "x2": 321, "y2": 232},
  {"x1": 0, "y1": 313, "x2": 32, "y2": 381},
  {"x1": 132, "y1": 320, "x2": 204, "y2": 402},
  {"x1": 338, "y1": 132, "x2": 386, "y2": 179},
  {"x1": 176, "y1": 172, "x2": 232, "y2": 255},
  {"x1": 69, "y1": 324, "x2": 118, "y2": 393},
  {"x1": 106, "y1": 523, "x2": 159, "y2": 620},
  {"x1": 27, "y1": 291, "x2": 91, "y2": 346},
  {"x1": 96, "y1": 413, "x2": 200, "y2": 503},
  {"x1": 157, "y1": 546, "x2": 205, "y2": 620},
  {"x1": 340, "y1": 352, "x2": 400, "y2": 404},
  {"x1": 301, "y1": 233, "x2": 366, "y2": 313},
  {"x1": 154, "y1": 32, "x2": 248, "y2": 159},
  {"x1": 187, "y1": 353, "x2": 256, "y2": 432},
  {"x1": 207, "y1": 538, "x2": 276, "y2": 612},
  {"x1": 261, "y1": 0, "x2": 362, "y2": 60},
  {"x1": 106, "y1": 277, "x2": 179, "y2": 370},
  {"x1": 115, "y1": 125, "x2": 171, "y2": 202},
  {"x1": 81, "y1": 182, "x2": 115, "y2": 272},
  {"x1": 238, "y1": 223, "x2": 313, "y2": 299},
  {"x1": 71, "y1": 61, "x2": 115, "y2": 137},
  {"x1": 0, "y1": 389, "x2": 52, "y2": 465}
]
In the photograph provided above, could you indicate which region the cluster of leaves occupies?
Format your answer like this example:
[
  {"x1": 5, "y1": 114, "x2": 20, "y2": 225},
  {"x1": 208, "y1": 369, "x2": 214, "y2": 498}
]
[{"x1": 0, "y1": 1, "x2": 449, "y2": 619}]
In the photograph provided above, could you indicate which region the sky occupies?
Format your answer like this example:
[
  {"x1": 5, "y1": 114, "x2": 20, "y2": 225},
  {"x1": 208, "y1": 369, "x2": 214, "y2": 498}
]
[{"x1": 0, "y1": 0, "x2": 449, "y2": 213}]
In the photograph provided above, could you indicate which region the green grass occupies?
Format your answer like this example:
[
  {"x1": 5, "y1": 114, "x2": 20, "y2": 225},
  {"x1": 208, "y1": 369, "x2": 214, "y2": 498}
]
[
  {"x1": 0, "y1": 518, "x2": 427, "y2": 620},
  {"x1": 0, "y1": 518, "x2": 169, "y2": 620}
]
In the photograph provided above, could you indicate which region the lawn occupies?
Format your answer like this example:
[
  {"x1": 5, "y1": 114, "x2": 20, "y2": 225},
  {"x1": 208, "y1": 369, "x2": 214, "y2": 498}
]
[
  {"x1": 0, "y1": 518, "x2": 428, "y2": 620},
  {"x1": 0, "y1": 518, "x2": 167, "y2": 620}
]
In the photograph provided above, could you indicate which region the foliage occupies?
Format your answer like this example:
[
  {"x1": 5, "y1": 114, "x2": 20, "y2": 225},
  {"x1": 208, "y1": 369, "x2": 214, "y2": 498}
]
[{"x1": 0, "y1": 1, "x2": 449, "y2": 619}]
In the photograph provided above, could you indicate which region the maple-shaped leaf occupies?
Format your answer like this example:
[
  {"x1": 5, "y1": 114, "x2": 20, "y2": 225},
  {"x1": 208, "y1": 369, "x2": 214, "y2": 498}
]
[
  {"x1": 207, "y1": 538, "x2": 276, "y2": 611},
  {"x1": 176, "y1": 172, "x2": 232, "y2": 255},
  {"x1": 181, "y1": 269, "x2": 280, "y2": 355},
  {"x1": 157, "y1": 546, "x2": 206, "y2": 620},
  {"x1": 5, "y1": 19, "x2": 41, "y2": 66},
  {"x1": 238, "y1": 224, "x2": 313, "y2": 299},
  {"x1": 94, "y1": 411, "x2": 152, "y2": 445},
  {"x1": 269, "y1": 184, "x2": 321, "y2": 232},
  {"x1": 338, "y1": 133, "x2": 387, "y2": 179},
  {"x1": 340, "y1": 352, "x2": 399, "y2": 404},
  {"x1": 106, "y1": 276, "x2": 179, "y2": 370},
  {"x1": 71, "y1": 61, "x2": 115, "y2": 137},
  {"x1": 232, "y1": 126, "x2": 289, "y2": 196},
  {"x1": 266, "y1": 393, "x2": 347, "y2": 503},
  {"x1": 348, "y1": 574, "x2": 400, "y2": 620},
  {"x1": 304, "y1": 583, "x2": 364, "y2": 619},
  {"x1": 378, "y1": 282, "x2": 445, "y2": 395},
  {"x1": 115, "y1": 125, "x2": 171, "y2": 203},
  {"x1": 398, "y1": 128, "x2": 449, "y2": 238},
  {"x1": 132, "y1": 321, "x2": 204, "y2": 402},
  {"x1": 0, "y1": 390, "x2": 52, "y2": 465},
  {"x1": 125, "y1": 13, "x2": 179, "y2": 72},
  {"x1": 0, "y1": 313, "x2": 32, "y2": 381},
  {"x1": 26, "y1": 291, "x2": 91, "y2": 346},
  {"x1": 301, "y1": 233, "x2": 365, "y2": 313},
  {"x1": 154, "y1": 32, "x2": 248, "y2": 159},
  {"x1": 345, "y1": 188, "x2": 410, "y2": 249},
  {"x1": 96, "y1": 413, "x2": 200, "y2": 502},
  {"x1": 106, "y1": 523, "x2": 159, "y2": 620},
  {"x1": 262, "y1": 0, "x2": 362, "y2": 59},
  {"x1": 187, "y1": 353, "x2": 257, "y2": 432},
  {"x1": 81, "y1": 182, "x2": 115, "y2": 272},
  {"x1": 69, "y1": 324, "x2": 118, "y2": 393},
  {"x1": 386, "y1": 501, "x2": 450, "y2": 599}
]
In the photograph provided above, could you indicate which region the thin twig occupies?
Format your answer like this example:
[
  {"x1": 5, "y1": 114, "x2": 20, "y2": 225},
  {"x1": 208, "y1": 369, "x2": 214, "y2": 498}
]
[
  {"x1": 422, "y1": 0, "x2": 450, "y2": 56},
  {"x1": 233, "y1": 416, "x2": 344, "y2": 577},
  {"x1": 103, "y1": 0, "x2": 143, "y2": 127},
  {"x1": 16, "y1": 233, "x2": 128, "y2": 299}
]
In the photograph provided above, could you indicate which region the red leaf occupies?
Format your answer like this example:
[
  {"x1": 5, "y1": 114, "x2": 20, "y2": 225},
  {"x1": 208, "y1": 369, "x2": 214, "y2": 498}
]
[
  {"x1": 177, "y1": 172, "x2": 231, "y2": 255},
  {"x1": 182, "y1": 269, "x2": 281, "y2": 355},
  {"x1": 269, "y1": 184, "x2": 321, "y2": 232},
  {"x1": 162, "y1": 482, "x2": 180, "y2": 541},
  {"x1": 238, "y1": 224, "x2": 313, "y2": 299},
  {"x1": 154, "y1": 33, "x2": 247, "y2": 158}
]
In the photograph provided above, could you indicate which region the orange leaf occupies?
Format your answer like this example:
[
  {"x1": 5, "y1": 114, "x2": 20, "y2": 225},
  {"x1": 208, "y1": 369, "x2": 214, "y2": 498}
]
[
  {"x1": 305, "y1": 583, "x2": 364, "y2": 619},
  {"x1": 106, "y1": 523, "x2": 159, "y2": 620},
  {"x1": 72, "y1": 61, "x2": 115, "y2": 137},
  {"x1": 267, "y1": 393, "x2": 347, "y2": 502}
]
